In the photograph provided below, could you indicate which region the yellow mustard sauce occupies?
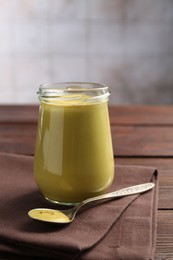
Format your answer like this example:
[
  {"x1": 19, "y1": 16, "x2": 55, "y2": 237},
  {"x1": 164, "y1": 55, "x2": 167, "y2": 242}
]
[
  {"x1": 29, "y1": 209, "x2": 70, "y2": 223},
  {"x1": 34, "y1": 94, "x2": 114, "y2": 204}
]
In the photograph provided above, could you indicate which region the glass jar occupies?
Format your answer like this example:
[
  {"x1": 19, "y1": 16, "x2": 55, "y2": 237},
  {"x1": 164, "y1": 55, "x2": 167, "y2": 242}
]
[{"x1": 34, "y1": 82, "x2": 114, "y2": 205}]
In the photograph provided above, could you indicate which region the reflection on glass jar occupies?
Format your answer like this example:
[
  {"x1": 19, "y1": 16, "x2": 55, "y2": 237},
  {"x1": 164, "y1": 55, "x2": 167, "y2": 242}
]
[{"x1": 34, "y1": 82, "x2": 114, "y2": 205}]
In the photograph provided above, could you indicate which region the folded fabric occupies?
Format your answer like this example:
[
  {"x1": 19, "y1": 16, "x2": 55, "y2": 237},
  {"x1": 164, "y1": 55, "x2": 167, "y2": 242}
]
[{"x1": 0, "y1": 152, "x2": 158, "y2": 260}]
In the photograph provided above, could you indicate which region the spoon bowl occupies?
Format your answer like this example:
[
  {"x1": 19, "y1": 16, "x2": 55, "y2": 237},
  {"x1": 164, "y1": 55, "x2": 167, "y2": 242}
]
[{"x1": 28, "y1": 182, "x2": 155, "y2": 224}]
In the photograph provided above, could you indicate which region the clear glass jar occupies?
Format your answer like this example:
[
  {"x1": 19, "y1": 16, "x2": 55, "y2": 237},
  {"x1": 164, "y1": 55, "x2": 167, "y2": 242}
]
[{"x1": 34, "y1": 82, "x2": 114, "y2": 205}]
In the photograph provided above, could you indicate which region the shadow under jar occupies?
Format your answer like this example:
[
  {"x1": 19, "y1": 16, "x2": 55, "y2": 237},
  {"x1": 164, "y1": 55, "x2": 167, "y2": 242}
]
[{"x1": 34, "y1": 82, "x2": 114, "y2": 205}]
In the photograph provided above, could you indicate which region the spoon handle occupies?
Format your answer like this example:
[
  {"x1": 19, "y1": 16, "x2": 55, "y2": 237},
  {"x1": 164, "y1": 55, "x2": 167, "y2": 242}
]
[{"x1": 81, "y1": 182, "x2": 155, "y2": 206}]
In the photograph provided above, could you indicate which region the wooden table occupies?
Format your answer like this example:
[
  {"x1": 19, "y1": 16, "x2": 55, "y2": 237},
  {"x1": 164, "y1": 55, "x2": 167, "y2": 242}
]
[{"x1": 1, "y1": 105, "x2": 173, "y2": 259}]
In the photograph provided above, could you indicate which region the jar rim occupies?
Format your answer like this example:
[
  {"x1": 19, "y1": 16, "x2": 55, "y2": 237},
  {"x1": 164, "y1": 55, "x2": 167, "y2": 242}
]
[
  {"x1": 38, "y1": 82, "x2": 110, "y2": 102},
  {"x1": 39, "y1": 82, "x2": 108, "y2": 92}
]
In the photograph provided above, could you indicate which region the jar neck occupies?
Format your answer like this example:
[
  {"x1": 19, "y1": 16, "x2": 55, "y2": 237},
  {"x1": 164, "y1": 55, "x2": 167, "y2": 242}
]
[{"x1": 38, "y1": 83, "x2": 110, "y2": 104}]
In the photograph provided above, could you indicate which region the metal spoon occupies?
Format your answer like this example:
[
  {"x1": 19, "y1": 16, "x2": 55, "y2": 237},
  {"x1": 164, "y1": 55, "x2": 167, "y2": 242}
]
[{"x1": 28, "y1": 182, "x2": 155, "y2": 224}]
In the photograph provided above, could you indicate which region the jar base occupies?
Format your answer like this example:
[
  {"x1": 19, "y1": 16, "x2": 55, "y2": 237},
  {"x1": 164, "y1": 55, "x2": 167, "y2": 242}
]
[{"x1": 45, "y1": 196, "x2": 80, "y2": 206}]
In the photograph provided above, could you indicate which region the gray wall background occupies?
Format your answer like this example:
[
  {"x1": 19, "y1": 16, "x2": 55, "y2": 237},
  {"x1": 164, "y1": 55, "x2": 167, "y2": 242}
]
[{"x1": 0, "y1": 0, "x2": 173, "y2": 104}]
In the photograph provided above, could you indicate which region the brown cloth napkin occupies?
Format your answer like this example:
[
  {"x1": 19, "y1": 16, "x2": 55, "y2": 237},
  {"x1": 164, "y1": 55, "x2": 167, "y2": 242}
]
[{"x1": 0, "y1": 152, "x2": 158, "y2": 260}]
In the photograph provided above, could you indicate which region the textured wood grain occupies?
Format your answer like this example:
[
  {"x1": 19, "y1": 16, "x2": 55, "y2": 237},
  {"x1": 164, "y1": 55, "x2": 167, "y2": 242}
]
[
  {"x1": 1, "y1": 105, "x2": 173, "y2": 125},
  {"x1": 112, "y1": 126, "x2": 173, "y2": 157},
  {"x1": 116, "y1": 157, "x2": 173, "y2": 166},
  {"x1": 0, "y1": 124, "x2": 36, "y2": 155},
  {"x1": 155, "y1": 210, "x2": 173, "y2": 259},
  {"x1": 109, "y1": 106, "x2": 173, "y2": 126},
  {"x1": 5, "y1": 124, "x2": 173, "y2": 157},
  {"x1": 0, "y1": 105, "x2": 38, "y2": 123}
]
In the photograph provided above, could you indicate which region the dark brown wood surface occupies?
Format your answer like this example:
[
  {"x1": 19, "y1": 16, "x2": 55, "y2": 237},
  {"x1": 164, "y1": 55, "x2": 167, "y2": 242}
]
[
  {"x1": 109, "y1": 105, "x2": 173, "y2": 125},
  {"x1": 112, "y1": 126, "x2": 173, "y2": 157},
  {"x1": 0, "y1": 105, "x2": 172, "y2": 259}
]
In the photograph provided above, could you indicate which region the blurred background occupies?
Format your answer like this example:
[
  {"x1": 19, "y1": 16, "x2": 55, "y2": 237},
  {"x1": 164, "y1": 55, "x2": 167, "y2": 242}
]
[{"x1": 0, "y1": 0, "x2": 173, "y2": 105}]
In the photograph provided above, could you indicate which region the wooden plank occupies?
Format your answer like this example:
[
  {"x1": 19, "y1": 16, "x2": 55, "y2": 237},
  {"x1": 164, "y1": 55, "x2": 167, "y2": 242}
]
[
  {"x1": 155, "y1": 210, "x2": 173, "y2": 259},
  {"x1": 0, "y1": 124, "x2": 36, "y2": 155},
  {"x1": 112, "y1": 126, "x2": 173, "y2": 157},
  {"x1": 116, "y1": 158, "x2": 171, "y2": 174},
  {"x1": 159, "y1": 188, "x2": 173, "y2": 209},
  {"x1": 109, "y1": 106, "x2": 173, "y2": 126},
  {"x1": 0, "y1": 105, "x2": 38, "y2": 123},
  {"x1": 1, "y1": 105, "x2": 173, "y2": 126}
]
